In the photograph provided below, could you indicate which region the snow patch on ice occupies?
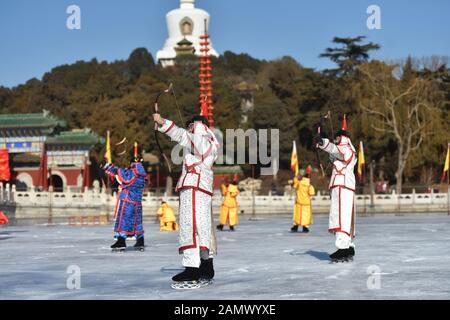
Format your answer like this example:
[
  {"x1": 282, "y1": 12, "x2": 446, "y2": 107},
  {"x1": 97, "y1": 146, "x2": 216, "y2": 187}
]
[
  {"x1": 325, "y1": 269, "x2": 351, "y2": 280},
  {"x1": 403, "y1": 257, "x2": 426, "y2": 262}
]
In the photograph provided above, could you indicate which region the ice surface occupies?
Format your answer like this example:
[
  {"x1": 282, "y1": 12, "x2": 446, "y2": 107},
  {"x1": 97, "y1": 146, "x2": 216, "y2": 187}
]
[{"x1": 1, "y1": 214, "x2": 450, "y2": 300}]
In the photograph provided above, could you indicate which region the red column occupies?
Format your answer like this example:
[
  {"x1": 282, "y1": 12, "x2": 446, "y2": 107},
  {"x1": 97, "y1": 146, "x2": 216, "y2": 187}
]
[
  {"x1": 40, "y1": 143, "x2": 48, "y2": 190},
  {"x1": 199, "y1": 21, "x2": 214, "y2": 128}
]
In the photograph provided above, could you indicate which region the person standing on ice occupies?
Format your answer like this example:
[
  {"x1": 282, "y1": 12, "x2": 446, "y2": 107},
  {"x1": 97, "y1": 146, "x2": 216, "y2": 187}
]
[
  {"x1": 290, "y1": 165, "x2": 315, "y2": 233},
  {"x1": 217, "y1": 175, "x2": 240, "y2": 232},
  {"x1": 157, "y1": 199, "x2": 179, "y2": 231},
  {"x1": 153, "y1": 113, "x2": 219, "y2": 284},
  {"x1": 313, "y1": 115, "x2": 357, "y2": 262},
  {"x1": 101, "y1": 143, "x2": 146, "y2": 252}
]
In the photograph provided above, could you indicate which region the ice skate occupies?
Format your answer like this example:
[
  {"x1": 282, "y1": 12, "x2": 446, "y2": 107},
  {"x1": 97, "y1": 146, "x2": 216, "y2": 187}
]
[
  {"x1": 216, "y1": 224, "x2": 224, "y2": 231},
  {"x1": 133, "y1": 236, "x2": 145, "y2": 252},
  {"x1": 171, "y1": 267, "x2": 201, "y2": 290},
  {"x1": 329, "y1": 249, "x2": 351, "y2": 263},
  {"x1": 111, "y1": 237, "x2": 126, "y2": 252},
  {"x1": 302, "y1": 226, "x2": 310, "y2": 233},
  {"x1": 290, "y1": 225, "x2": 299, "y2": 233},
  {"x1": 229, "y1": 225, "x2": 235, "y2": 232}
]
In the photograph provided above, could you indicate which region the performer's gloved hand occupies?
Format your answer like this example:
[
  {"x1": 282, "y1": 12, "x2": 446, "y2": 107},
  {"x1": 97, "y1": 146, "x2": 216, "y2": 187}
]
[
  {"x1": 313, "y1": 134, "x2": 324, "y2": 147},
  {"x1": 100, "y1": 160, "x2": 111, "y2": 170},
  {"x1": 153, "y1": 113, "x2": 165, "y2": 126}
]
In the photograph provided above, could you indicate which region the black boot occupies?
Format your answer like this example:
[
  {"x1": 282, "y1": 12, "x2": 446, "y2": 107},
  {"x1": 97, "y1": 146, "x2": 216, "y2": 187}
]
[
  {"x1": 216, "y1": 224, "x2": 224, "y2": 231},
  {"x1": 329, "y1": 249, "x2": 350, "y2": 262},
  {"x1": 302, "y1": 226, "x2": 310, "y2": 233},
  {"x1": 348, "y1": 247, "x2": 355, "y2": 259},
  {"x1": 134, "y1": 236, "x2": 144, "y2": 251},
  {"x1": 111, "y1": 237, "x2": 126, "y2": 251},
  {"x1": 172, "y1": 267, "x2": 200, "y2": 282},
  {"x1": 290, "y1": 225, "x2": 299, "y2": 233},
  {"x1": 199, "y1": 258, "x2": 215, "y2": 281},
  {"x1": 229, "y1": 225, "x2": 235, "y2": 232}
]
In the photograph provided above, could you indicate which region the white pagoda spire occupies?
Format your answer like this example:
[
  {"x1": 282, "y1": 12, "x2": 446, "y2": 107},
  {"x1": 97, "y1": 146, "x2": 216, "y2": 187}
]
[
  {"x1": 180, "y1": 0, "x2": 195, "y2": 9},
  {"x1": 156, "y1": 0, "x2": 218, "y2": 67}
]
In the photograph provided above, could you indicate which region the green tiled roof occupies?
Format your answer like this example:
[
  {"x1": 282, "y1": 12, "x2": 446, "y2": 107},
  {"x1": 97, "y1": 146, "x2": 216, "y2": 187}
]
[
  {"x1": 46, "y1": 129, "x2": 104, "y2": 145},
  {"x1": 12, "y1": 153, "x2": 41, "y2": 163},
  {"x1": 0, "y1": 110, "x2": 66, "y2": 128}
]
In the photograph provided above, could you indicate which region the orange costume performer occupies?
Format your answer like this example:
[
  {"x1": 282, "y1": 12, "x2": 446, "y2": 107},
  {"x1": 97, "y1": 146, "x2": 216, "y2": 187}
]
[
  {"x1": 291, "y1": 166, "x2": 315, "y2": 233},
  {"x1": 157, "y1": 201, "x2": 179, "y2": 231},
  {"x1": 217, "y1": 178, "x2": 240, "y2": 231}
]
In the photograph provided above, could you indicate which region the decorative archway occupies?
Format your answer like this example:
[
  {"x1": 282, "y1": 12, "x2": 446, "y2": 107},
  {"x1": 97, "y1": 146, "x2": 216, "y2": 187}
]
[
  {"x1": 16, "y1": 172, "x2": 33, "y2": 191},
  {"x1": 48, "y1": 170, "x2": 67, "y2": 192}
]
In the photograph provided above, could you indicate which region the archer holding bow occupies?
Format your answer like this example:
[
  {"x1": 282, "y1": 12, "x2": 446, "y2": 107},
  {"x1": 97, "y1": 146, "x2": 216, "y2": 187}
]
[
  {"x1": 313, "y1": 115, "x2": 357, "y2": 263},
  {"x1": 153, "y1": 111, "x2": 220, "y2": 287},
  {"x1": 101, "y1": 142, "x2": 147, "y2": 252}
]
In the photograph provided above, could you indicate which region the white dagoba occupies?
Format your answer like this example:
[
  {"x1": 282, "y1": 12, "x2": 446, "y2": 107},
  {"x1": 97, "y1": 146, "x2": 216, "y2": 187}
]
[{"x1": 157, "y1": 0, "x2": 219, "y2": 67}]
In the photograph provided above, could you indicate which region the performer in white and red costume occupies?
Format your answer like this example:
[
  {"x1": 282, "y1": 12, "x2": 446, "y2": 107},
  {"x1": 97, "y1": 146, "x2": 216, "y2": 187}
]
[
  {"x1": 314, "y1": 115, "x2": 357, "y2": 262},
  {"x1": 153, "y1": 113, "x2": 219, "y2": 282}
]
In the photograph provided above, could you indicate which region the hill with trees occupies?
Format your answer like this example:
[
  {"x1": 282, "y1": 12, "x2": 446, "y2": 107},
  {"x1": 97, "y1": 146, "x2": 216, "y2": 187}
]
[{"x1": 0, "y1": 37, "x2": 448, "y2": 192}]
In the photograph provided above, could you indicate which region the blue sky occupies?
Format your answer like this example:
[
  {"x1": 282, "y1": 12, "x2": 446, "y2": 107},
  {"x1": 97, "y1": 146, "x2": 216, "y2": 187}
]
[{"x1": 0, "y1": 0, "x2": 449, "y2": 88}]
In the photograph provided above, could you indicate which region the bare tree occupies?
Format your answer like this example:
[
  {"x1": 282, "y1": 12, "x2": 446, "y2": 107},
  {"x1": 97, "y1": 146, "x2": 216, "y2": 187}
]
[{"x1": 357, "y1": 61, "x2": 439, "y2": 194}]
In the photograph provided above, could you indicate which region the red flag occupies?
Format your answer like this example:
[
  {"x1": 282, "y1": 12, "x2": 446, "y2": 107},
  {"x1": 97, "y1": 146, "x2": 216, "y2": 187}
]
[
  {"x1": 0, "y1": 149, "x2": 11, "y2": 181},
  {"x1": 0, "y1": 211, "x2": 8, "y2": 225}
]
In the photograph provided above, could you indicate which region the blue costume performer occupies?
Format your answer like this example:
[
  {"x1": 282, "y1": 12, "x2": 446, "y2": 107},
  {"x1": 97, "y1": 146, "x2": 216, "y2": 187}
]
[{"x1": 101, "y1": 160, "x2": 146, "y2": 251}]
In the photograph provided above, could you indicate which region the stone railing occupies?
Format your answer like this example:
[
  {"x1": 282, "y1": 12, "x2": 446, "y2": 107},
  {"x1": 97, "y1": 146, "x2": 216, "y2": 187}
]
[{"x1": 0, "y1": 183, "x2": 449, "y2": 220}]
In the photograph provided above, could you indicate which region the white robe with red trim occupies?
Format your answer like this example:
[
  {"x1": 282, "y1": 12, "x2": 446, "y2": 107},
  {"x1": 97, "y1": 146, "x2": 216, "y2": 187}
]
[
  {"x1": 319, "y1": 136, "x2": 357, "y2": 236},
  {"x1": 158, "y1": 119, "x2": 219, "y2": 254}
]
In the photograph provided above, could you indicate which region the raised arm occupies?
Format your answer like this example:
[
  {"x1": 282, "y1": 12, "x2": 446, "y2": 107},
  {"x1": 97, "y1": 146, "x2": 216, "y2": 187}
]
[
  {"x1": 156, "y1": 119, "x2": 193, "y2": 149},
  {"x1": 318, "y1": 139, "x2": 353, "y2": 163}
]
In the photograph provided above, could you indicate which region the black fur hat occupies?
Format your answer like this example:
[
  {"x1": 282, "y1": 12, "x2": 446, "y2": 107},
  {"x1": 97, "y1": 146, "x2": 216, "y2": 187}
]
[
  {"x1": 186, "y1": 115, "x2": 209, "y2": 127},
  {"x1": 335, "y1": 129, "x2": 349, "y2": 138}
]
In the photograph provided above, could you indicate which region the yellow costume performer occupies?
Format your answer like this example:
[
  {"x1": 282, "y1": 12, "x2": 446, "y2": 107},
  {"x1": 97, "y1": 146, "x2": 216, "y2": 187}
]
[
  {"x1": 157, "y1": 201, "x2": 179, "y2": 231},
  {"x1": 291, "y1": 168, "x2": 315, "y2": 233},
  {"x1": 217, "y1": 181, "x2": 240, "y2": 231}
]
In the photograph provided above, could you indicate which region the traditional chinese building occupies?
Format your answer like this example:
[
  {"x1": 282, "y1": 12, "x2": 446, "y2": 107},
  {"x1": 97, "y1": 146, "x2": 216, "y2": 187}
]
[{"x1": 0, "y1": 110, "x2": 103, "y2": 191}]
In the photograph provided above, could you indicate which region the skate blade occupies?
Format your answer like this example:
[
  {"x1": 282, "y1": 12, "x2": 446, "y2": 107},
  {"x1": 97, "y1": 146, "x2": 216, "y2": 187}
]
[
  {"x1": 111, "y1": 248, "x2": 126, "y2": 253},
  {"x1": 330, "y1": 258, "x2": 351, "y2": 263},
  {"x1": 134, "y1": 247, "x2": 145, "y2": 252},
  {"x1": 199, "y1": 279, "x2": 213, "y2": 287},
  {"x1": 171, "y1": 281, "x2": 201, "y2": 290}
]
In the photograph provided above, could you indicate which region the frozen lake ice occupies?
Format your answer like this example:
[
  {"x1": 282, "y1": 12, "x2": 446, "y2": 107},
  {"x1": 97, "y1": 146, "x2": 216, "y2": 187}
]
[{"x1": 1, "y1": 213, "x2": 450, "y2": 300}]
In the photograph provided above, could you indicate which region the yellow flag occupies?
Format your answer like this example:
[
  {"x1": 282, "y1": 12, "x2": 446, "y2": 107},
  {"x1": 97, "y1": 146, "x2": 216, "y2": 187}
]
[
  {"x1": 290, "y1": 141, "x2": 299, "y2": 176},
  {"x1": 105, "y1": 130, "x2": 112, "y2": 164},
  {"x1": 357, "y1": 141, "x2": 365, "y2": 181},
  {"x1": 442, "y1": 143, "x2": 450, "y2": 182}
]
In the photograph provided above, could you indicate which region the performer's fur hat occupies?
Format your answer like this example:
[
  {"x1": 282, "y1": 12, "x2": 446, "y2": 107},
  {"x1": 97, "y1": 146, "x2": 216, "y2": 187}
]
[{"x1": 186, "y1": 115, "x2": 209, "y2": 127}]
